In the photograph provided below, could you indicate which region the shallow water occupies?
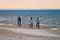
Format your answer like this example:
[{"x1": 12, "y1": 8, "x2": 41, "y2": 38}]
[{"x1": 0, "y1": 10, "x2": 60, "y2": 27}]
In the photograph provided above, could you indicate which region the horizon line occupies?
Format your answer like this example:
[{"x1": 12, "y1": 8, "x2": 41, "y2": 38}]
[{"x1": 0, "y1": 8, "x2": 60, "y2": 10}]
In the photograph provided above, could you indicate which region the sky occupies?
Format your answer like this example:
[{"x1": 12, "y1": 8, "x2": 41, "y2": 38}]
[{"x1": 0, "y1": 0, "x2": 60, "y2": 9}]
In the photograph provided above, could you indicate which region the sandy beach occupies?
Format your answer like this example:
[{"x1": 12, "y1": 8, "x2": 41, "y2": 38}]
[{"x1": 0, "y1": 23, "x2": 60, "y2": 40}]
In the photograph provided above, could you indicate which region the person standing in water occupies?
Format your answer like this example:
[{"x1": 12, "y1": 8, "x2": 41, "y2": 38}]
[
  {"x1": 17, "y1": 16, "x2": 21, "y2": 27},
  {"x1": 29, "y1": 17, "x2": 33, "y2": 28},
  {"x1": 36, "y1": 17, "x2": 40, "y2": 29}
]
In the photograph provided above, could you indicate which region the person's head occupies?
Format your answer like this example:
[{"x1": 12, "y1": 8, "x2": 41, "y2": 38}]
[
  {"x1": 37, "y1": 17, "x2": 39, "y2": 19},
  {"x1": 31, "y1": 17, "x2": 33, "y2": 19},
  {"x1": 18, "y1": 16, "x2": 21, "y2": 19},
  {"x1": 18, "y1": 16, "x2": 21, "y2": 18}
]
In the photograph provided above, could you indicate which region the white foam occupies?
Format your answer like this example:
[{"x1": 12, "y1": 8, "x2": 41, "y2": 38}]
[
  {"x1": 0, "y1": 23, "x2": 14, "y2": 27},
  {"x1": 0, "y1": 17, "x2": 7, "y2": 21},
  {"x1": 0, "y1": 27, "x2": 60, "y2": 37},
  {"x1": 0, "y1": 16, "x2": 60, "y2": 27},
  {"x1": 51, "y1": 28, "x2": 59, "y2": 31},
  {"x1": 7, "y1": 24, "x2": 14, "y2": 26},
  {"x1": 0, "y1": 23, "x2": 6, "y2": 25}
]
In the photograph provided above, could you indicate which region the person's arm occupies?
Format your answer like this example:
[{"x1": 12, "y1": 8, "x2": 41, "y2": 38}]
[
  {"x1": 17, "y1": 18, "x2": 19, "y2": 21},
  {"x1": 35, "y1": 19, "x2": 37, "y2": 23}
]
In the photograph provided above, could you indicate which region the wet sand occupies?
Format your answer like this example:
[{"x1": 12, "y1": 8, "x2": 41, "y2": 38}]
[{"x1": 0, "y1": 23, "x2": 60, "y2": 40}]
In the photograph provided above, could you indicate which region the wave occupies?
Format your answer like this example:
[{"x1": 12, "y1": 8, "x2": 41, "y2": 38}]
[{"x1": 0, "y1": 16, "x2": 60, "y2": 27}]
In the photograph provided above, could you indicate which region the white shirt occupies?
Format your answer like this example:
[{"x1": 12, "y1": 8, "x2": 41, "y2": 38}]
[
  {"x1": 29, "y1": 19, "x2": 33, "y2": 24},
  {"x1": 36, "y1": 19, "x2": 40, "y2": 23}
]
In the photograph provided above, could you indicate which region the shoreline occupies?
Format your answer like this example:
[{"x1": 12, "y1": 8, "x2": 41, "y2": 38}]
[
  {"x1": 0, "y1": 23, "x2": 60, "y2": 40},
  {"x1": 0, "y1": 23, "x2": 59, "y2": 30},
  {"x1": 0, "y1": 29, "x2": 60, "y2": 40},
  {"x1": 0, "y1": 23, "x2": 60, "y2": 34}
]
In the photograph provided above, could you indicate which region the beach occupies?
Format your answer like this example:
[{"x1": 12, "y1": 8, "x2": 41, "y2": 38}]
[{"x1": 0, "y1": 23, "x2": 60, "y2": 40}]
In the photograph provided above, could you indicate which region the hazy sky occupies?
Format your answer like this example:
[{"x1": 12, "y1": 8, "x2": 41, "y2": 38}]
[{"x1": 0, "y1": 0, "x2": 60, "y2": 9}]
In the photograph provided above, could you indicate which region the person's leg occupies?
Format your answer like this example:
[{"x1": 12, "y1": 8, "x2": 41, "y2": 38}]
[
  {"x1": 36, "y1": 22, "x2": 38, "y2": 28},
  {"x1": 30, "y1": 23, "x2": 33, "y2": 28},
  {"x1": 31, "y1": 23, "x2": 33, "y2": 28},
  {"x1": 29, "y1": 24, "x2": 31, "y2": 28},
  {"x1": 37, "y1": 22, "x2": 40, "y2": 29},
  {"x1": 17, "y1": 21, "x2": 19, "y2": 25},
  {"x1": 19, "y1": 21, "x2": 21, "y2": 27},
  {"x1": 36, "y1": 23, "x2": 37, "y2": 27}
]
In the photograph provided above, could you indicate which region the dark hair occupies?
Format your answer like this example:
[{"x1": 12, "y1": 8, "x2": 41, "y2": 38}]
[{"x1": 31, "y1": 17, "x2": 32, "y2": 19}]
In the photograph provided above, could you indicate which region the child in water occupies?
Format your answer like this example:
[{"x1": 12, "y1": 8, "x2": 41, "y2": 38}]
[
  {"x1": 36, "y1": 17, "x2": 40, "y2": 29},
  {"x1": 29, "y1": 17, "x2": 33, "y2": 28},
  {"x1": 17, "y1": 16, "x2": 21, "y2": 26}
]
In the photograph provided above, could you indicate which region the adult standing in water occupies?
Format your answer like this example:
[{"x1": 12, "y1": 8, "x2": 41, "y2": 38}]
[
  {"x1": 36, "y1": 17, "x2": 40, "y2": 29},
  {"x1": 29, "y1": 17, "x2": 33, "y2": 28},
  {"x1": 17, "y1": 16, "x2": 21, "y2": 27}
]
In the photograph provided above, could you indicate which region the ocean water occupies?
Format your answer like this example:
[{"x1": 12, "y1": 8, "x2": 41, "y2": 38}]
[{"x1": 0, "y1": 10, "x2": 60, "y2": 27}]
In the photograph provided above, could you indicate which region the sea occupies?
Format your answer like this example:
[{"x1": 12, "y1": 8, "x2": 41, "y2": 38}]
[{"x1": 0, "y1": 10, "x2": 60, "y2": 27}]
